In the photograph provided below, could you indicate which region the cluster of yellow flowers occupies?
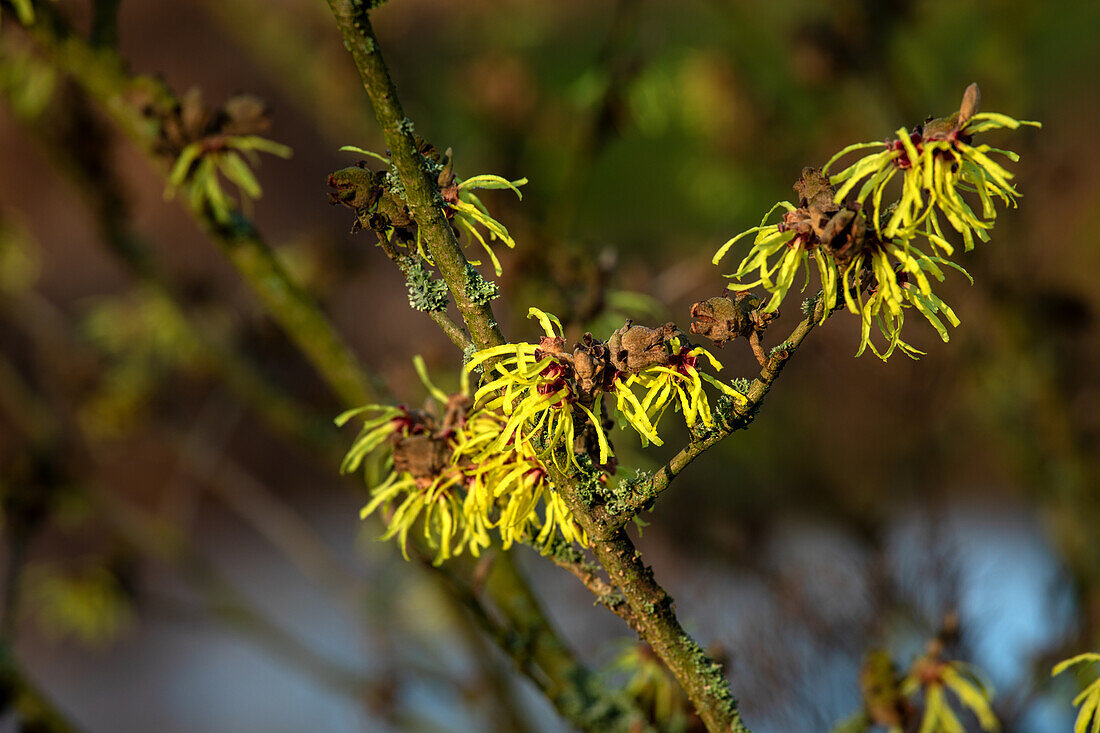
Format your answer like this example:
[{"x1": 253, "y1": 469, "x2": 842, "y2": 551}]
[
  {"x1": 854, "y1": 647, "x2": 999, "y2": 733},
  {"x1": 715, "y1": 84, "x2": 1039, "y2": 360},
  {"x1": 455, "y1": 409, "x2": 585, "y2": 551},
  {"x1": 898, "y1": 658, "x2": 999, "y2": 733},
  {"x1": 339, "y1": 309, "x2": 746, "y2": 564},
  {"x1": 469, "y1": 309, "x2": 745, "y2": 459},
  {"x1": 337, "y1": 352, "x2": 581, "y2": 564},
  {"x1": 339, "y1": 145, "x2": 526, "y2": 276}
]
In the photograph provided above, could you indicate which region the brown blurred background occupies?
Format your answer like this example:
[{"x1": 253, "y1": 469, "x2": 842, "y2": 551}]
[{"x1": 0, "y1": 0, "x2": 1098, "y2": 731}]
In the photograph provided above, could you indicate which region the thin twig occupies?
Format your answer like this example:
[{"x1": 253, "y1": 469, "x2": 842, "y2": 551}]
[
  {"x1": 533, "y1": 539, "x2": 637, "y2": 627},
  {"x1": 544, "y1": 300, "x2": 834, "y2": 732},
  {"x1": 375, "y1": 232, "x2": 473, "y2": 351},
  {"x1": 549, "y1": 465, "x2": 752, "y2": 732},
  {"x1": 610, "y1": 297, "x2": 835, "y2": 529}
]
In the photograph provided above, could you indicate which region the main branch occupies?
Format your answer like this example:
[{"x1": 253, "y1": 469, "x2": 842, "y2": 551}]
[
  {"x1": 325, "y1": 1, "x2": 504, "y2": 350},
  {"x1": 318, "y1": 4, "x2": 654, "y2": 729}
]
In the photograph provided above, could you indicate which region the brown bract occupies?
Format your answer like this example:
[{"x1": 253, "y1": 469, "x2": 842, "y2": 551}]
[
  {"x1": 327, "y1": 141, "x2": 454, "y2": 239},
  {"x1": 690, "y1": 292, "x2": 777, "y2": 365},
  {"x1": 392, "y1": 431, "x2": 451, "y2": 481},
  {"x1": 796, "y1": 167, "x2": 868, "y2": 251},
  {"x1": 142, "y1": 87, "x2": 272, "y2": 158},
  {"x1": 689, "y1": 293, "x2": 775, "y2": 346},
  {"x1": 536, "y1": 335, "x2": 569, "y2": 358},
  {"x1": 438, "y1": 393, "x2": 472, "y2": 438},
  {"x1": 327, "y1": 164, "x2": 415, "y2": 235},
  {"x1": 388, "y1": 408, "x2": 453, "y2": 480},
  {"x1": 572, "y1": 333, "x2": 612, "y2": 395},
  {"x1": 787, "y1": 167, "x2": 882, "y2": 273},
  {"x1": 922, "y1": 83, "x2": 982, "y2": 139},
  {"x1": 328, "y1": 165, "x2": 384, "y2": 216},
  {"x1": 607, "y1": 322, "x2": 681, "y2": 373}
]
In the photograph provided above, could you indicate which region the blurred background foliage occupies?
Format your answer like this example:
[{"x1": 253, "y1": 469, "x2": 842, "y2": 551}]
[{"x1": 0, "y1": 0, "x2": 1097, "y2": 731}]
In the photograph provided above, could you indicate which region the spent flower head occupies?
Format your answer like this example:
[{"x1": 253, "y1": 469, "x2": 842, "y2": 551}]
[
  {"x1": 689, "y1": 292, "x2": 779, "y2": 365},
  {"x1": 155, "y1": 89, "x2": 292, "y2": 223},
  {"x1": 336, "y1": 144, "x2": 526, "y2": 275}
]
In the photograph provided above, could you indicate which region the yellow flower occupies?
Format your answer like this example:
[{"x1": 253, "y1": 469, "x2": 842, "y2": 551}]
[
  {"x1": 465, "y1": 308, "x2": 611, "y2": 472},
  {"x1": 825, "y1": 84, "x2": 1040, "y2": 252},
  {"x1": 168, "y1": 134, "x2": 292, "y2": 223},
  {"x1": 338, "y1": 357, "x2": 490, "y2": 564},
  {"x1": 901, "y1": 658, "x2": 1000, "y2": 733},
  {"x1": 713, "y1": 200, "x2": 840, "y2": 315},
  {"x1": 837, "y1": 238, "x2": 969, "y2": 360},
  {"x1": 340, "y1": 145, "x2": 526, "y2": 275},
  {"x1": 455, "y1": 410, "x2": 586, "y2": 551},
  {"x1": 445, "y1": 174, "x2": 526, "y2": 276},
  {"x1": 340, "y1": 348, "x2": 597, "y2": 561},
  {"x1": 357, "y1": 461, "x2": 489, "y2": 564},
  {"x1": 613, "y1": 336, "x2": 745, "y2": 442},
  {"x1": 716, "y1": 86, "x2": 1039, "y2": 361},
  {"x1": 1052, "y1": 652, "x2": 1100, "y2": 733}
]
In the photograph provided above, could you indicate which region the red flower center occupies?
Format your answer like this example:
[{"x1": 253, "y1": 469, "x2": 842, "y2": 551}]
[{"x1": 667, "y1": 351, "x2": 698, "y2": 376}]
